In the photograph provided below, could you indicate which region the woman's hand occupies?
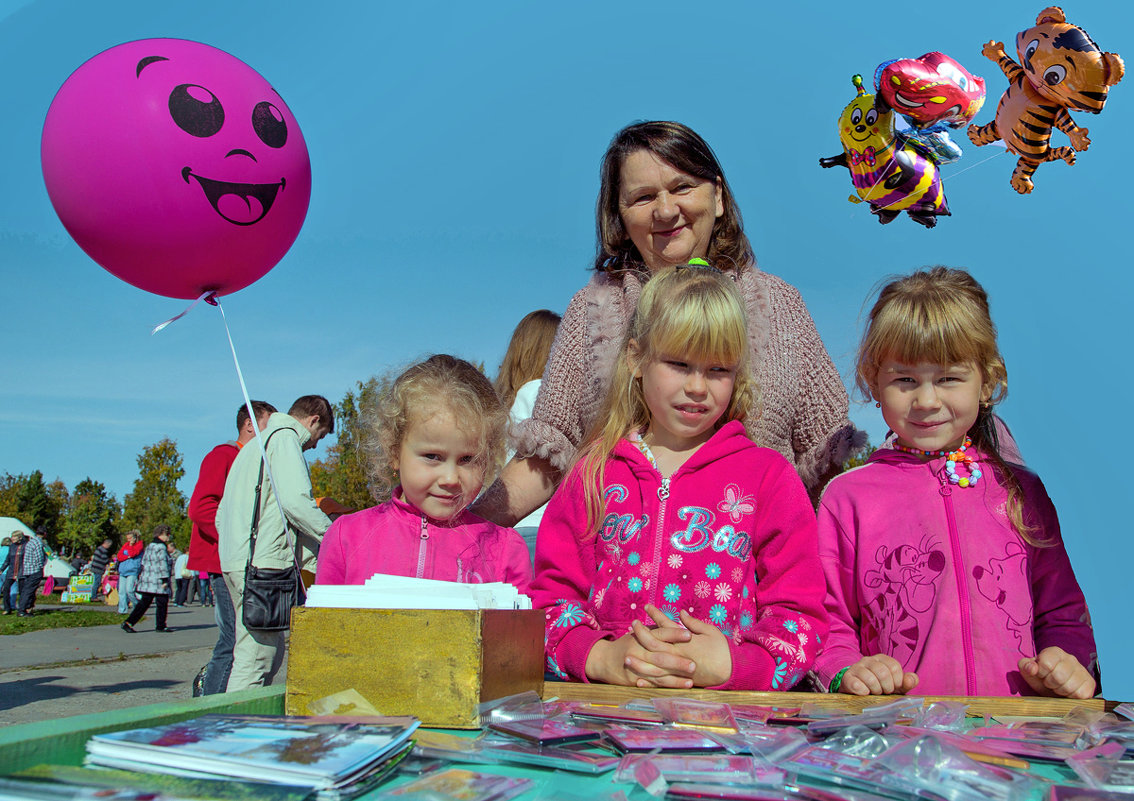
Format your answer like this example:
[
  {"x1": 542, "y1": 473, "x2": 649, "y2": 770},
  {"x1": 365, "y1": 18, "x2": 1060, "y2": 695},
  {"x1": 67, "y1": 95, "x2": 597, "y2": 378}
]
[
  {"x1": 1019, "y1": 647, "x2": 1096, "y2": 699},
  {"x1": 838, "y1": 654, "x2": 919, "y2": 695},
  {"x1": 472, "y1": 456, "x2": 560, "y2": 527}
]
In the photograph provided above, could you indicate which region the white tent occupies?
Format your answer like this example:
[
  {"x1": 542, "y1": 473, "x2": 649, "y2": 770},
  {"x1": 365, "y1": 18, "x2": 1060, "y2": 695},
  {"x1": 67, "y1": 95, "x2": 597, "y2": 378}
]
[
  {"x1": 0, "y1": 517, "x2": 34, "y2": 539},
  {"x1": 0, "y1": 516, "x2": 75, "y2": 580}
]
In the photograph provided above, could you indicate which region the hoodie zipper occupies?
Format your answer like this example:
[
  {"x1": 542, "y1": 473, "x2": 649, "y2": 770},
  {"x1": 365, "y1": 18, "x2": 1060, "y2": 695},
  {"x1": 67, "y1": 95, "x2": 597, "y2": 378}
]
[
  {"x1": 649, "y1": 476, "x2": 671, "y2": 609},
  {"x1": 416, "y1": 516, "x2": 429, "y2": 579},
  {"x1": 940, "y1": 475, "x2": 976, "y2": 695}
]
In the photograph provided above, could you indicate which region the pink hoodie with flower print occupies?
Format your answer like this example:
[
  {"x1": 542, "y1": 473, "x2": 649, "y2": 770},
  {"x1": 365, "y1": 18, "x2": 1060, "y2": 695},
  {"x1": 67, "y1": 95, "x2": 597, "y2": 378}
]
[{"x1": 530, "y1": 420, "x2": 828, "y2": 690}]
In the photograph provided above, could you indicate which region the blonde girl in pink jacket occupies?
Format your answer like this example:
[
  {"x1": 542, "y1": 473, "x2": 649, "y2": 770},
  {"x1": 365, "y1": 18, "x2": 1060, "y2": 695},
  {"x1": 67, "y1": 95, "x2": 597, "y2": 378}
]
[
  {"x1": 315, "y1": 355, "x2": 531, "y2": 593},
  {"x1": 814, "y1": 267, "x2": 1097, "y2": 698}
]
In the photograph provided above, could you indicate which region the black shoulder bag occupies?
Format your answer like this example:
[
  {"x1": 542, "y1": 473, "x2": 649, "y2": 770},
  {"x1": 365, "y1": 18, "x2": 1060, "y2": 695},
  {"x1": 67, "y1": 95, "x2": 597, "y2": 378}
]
[{"x1": 242, "y1": 429, "x2": 306, "y2": 631}]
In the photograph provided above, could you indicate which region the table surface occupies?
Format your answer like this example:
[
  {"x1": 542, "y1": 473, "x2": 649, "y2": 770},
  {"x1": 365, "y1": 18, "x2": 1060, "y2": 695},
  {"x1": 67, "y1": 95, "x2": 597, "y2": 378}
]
[{"x1": 0, "y1": 683, "x2": 1118, "y2": 800}]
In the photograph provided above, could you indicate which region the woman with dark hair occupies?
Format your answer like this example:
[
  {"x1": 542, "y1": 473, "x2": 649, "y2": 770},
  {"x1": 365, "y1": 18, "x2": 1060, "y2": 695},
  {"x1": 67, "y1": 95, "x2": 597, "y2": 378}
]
[
  {"x1": 476, "y1": 121, "x2": 861, "y2": 525},
  {"x1": 122, "y1": 525, "x2": 175, "y2": 633}
]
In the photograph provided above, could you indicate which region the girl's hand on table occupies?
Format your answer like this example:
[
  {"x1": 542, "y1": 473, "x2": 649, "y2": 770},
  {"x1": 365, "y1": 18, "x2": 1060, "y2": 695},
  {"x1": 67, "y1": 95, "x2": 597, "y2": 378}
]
[
  {"x1": 585, "y1": 631, "x2": 695, "y2": 688},
  {"x1": 839, "y1": 654, "x2": 919, "y2": 695},
  {"x1": 627, "y1": 605, "x2": 732, "y2": 688},
  {"x1": 1019, "y1": 647, "x2": 1096, "y2": 699}
]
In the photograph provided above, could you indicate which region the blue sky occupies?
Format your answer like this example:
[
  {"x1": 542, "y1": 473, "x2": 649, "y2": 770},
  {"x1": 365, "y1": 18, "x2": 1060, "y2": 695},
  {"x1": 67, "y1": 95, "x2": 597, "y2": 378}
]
[{"x1": 2, "y1": 0, "x2": 1131, "y2": 697}]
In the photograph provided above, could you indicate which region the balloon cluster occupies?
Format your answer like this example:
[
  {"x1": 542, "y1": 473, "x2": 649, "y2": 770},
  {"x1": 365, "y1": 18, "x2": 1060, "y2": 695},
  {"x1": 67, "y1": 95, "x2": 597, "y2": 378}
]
[{"x1": 820, "y1": 52, "x2": 984, "y2": 227}]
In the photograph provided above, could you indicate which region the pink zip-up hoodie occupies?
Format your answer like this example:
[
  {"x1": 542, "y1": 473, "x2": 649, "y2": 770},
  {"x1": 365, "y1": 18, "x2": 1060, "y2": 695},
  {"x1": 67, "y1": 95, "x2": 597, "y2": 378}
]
[
  {"x1": 315, "y1": 489, "x2": 532, "y2": 593},
  {"x1": 814, "y1": 447, "x2": 1099, "y2": 696},
  {"x1": 530, "y1": 421, "x2": 828, "y2": 691}
]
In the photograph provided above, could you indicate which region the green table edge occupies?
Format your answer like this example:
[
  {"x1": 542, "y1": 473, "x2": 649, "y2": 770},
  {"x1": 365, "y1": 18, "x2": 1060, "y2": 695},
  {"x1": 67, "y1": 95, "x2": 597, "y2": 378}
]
[{"x1": 0, "y1": 685, "x2": 286, "y2": 774}]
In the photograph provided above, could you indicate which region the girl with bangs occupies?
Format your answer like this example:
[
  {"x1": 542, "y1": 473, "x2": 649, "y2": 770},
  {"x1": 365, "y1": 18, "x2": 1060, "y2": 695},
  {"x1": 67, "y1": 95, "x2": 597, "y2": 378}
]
[
  {"x1": 814, "y1": 267, "x2": 1098, "y2": 698},
  {"x1": 530, "y1": 263, "x2": 828, "y2": 690}
]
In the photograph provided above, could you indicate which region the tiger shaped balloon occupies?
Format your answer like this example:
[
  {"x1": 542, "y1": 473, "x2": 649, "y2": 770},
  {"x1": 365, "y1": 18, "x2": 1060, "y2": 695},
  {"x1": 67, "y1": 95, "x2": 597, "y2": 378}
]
[{"x1": 968, "y1": 6, "x2": 1124, "y2": 194}]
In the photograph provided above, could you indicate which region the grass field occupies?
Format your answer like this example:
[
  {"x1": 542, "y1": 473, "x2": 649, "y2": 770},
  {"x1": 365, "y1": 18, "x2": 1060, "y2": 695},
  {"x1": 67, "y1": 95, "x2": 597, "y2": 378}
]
[{"x1": 0, "y1": 594, "x2": 124, "y2": 635}]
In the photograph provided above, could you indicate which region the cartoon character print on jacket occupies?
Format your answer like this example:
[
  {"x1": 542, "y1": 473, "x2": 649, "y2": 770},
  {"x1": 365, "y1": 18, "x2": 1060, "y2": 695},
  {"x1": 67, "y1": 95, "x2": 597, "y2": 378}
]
[
  {"x1": 862, "y1": 536, "x2": 946, "y2": 664},
  {"x1": 968, "y1": 6, "x2": 1124, "y2": 194},
  {"x1": 972, "y1": 541, "x2": 1032, "y2": 652}
]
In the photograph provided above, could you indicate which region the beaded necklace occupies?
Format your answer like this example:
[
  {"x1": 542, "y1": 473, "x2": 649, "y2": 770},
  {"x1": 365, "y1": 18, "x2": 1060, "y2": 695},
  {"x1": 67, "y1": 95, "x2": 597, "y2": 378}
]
[{"x1": 892, "y1": 435, "x2": 982, "y2": 488}]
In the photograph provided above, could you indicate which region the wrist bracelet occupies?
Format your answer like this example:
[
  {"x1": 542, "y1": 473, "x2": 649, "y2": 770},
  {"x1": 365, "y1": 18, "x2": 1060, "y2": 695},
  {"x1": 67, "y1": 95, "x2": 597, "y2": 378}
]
[{"x1": 829, "y1": 666, "x2": 850, "y2": 694}]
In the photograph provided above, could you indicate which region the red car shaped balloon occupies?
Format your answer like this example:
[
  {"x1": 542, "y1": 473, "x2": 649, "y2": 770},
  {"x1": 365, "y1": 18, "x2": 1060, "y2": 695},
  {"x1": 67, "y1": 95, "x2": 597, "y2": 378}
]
[{"x1": 875, "y1": 52, "x2": 986, "y2": 129}]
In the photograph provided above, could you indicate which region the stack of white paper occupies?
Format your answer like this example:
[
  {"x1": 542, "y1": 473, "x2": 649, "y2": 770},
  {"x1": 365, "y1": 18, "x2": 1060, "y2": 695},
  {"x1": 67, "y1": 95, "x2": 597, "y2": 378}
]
[{"x1": 305, "y1": 574, "x2": 532, "y2": 610}]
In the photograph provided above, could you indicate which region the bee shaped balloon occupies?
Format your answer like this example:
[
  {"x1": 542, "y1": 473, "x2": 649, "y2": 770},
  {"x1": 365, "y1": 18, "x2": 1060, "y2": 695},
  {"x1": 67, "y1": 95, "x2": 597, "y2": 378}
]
[
  {"x1": 967, "y1": 6, "x2": 1124, "y2": 194},
  {"x1": 820, "y1": 75, "x2": 950, "y2": 227}
]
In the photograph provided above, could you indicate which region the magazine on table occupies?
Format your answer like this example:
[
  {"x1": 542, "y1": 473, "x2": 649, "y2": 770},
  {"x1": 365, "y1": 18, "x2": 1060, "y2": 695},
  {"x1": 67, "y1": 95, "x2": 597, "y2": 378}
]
[{"x1": 84, "y1": 714, "x2": 419, "y2": 792}]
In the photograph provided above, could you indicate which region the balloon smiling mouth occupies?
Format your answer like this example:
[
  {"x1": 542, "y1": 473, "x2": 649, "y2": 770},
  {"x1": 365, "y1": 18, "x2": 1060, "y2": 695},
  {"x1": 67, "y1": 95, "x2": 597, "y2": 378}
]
[{"x1": 182, "y1": 168, "x2": 285, "y2": 226}]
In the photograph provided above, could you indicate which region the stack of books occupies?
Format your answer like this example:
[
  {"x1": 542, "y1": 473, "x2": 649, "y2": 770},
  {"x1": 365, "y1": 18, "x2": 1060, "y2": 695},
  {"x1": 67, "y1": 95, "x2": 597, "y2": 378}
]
[
  {"x1": 83, "y1": 714, "x2": 419, "y2": 800},
  {"x1": 304, "y1": 574, "x2": 531, "y2": 610}
]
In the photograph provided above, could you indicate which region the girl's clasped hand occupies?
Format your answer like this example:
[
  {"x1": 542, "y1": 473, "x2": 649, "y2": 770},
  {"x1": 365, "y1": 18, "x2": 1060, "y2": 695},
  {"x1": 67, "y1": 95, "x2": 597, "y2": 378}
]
[{"x1": 588, "y1": 603, "x2": 732, "y2": 689}]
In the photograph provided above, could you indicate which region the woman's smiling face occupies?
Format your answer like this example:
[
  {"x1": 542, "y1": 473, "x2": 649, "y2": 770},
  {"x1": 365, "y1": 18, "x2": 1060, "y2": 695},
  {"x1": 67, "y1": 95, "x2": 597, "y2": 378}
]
[{"x1": 618, "y1": 150, "x2": 723, "y2": 272}]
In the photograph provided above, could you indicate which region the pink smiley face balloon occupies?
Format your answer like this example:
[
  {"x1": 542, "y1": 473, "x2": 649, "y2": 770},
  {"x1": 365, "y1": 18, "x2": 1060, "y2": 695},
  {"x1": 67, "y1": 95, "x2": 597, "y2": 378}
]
[{"x1": 41, "y1": 39, "x2": 311, "y2": 299}]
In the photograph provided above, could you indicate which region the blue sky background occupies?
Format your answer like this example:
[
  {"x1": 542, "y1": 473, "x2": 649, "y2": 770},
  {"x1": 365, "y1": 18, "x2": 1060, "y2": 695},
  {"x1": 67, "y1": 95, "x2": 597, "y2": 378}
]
[{"x1": 2, "y1": 1, "x2": 1131, "y2": 697}]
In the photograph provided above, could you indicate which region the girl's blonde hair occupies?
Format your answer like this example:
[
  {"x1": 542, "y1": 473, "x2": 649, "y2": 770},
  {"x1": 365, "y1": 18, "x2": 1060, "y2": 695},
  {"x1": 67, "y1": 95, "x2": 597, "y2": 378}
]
[
  {"x1": 575, "y1": 264, "x2": 757, "y2": 533},
  {"x1": 857, "y1": 266, "x2": 1040, "y2": 544},
  {"x1": 493, "y1": 310, "x2": 562, "y2": 409},
  {"x1": 361, "y1": 354, "x2": 509, "y2": 505}
]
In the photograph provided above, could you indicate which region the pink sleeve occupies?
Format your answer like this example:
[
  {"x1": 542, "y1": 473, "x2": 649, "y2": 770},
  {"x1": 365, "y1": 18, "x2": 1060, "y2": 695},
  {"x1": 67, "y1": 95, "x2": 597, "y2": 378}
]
[
  {"x1": 713, "y1": 457, "x2": 829, "y2": 690},
  {"x1": 1025, "y1": 475, "x2": 1101, "y2": 687},
  {"x1": 498, "y1": 528, "x2": 534, "y2": 594},
  {"x1": 313, "y1": 517, "x2": 348, "y2": 585},
  {"x1": 812, "y1": 487, "x2": 867, "y2": 690},
  {"x1": 529, "y1": 467, "x2": 610, "y2": 681}
]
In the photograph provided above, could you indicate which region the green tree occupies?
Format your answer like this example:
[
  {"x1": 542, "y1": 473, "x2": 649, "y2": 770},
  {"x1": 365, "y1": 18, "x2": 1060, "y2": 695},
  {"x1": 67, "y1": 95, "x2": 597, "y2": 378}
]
[
  {"x1": 310, "y1": 377, "x2": 387, "y2": 511},
  {"x1": 0, "y1": 473, "x2": 20, "y2": 519},
  {"x1": 121, "y1": 439, "x2": 190, "y2": 550},
  {"x1": 11, "y1": 470, "x2": 66, "y2": 546},
  {"x1": 60, "y1": 478, "x2": 121, "y2": 556}
]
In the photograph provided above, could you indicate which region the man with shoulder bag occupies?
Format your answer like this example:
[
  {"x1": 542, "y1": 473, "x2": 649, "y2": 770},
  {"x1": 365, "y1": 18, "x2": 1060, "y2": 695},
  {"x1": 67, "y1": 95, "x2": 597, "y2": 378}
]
[{"x1": 217, "y1": 396, "x2": 334, "y2": 691}]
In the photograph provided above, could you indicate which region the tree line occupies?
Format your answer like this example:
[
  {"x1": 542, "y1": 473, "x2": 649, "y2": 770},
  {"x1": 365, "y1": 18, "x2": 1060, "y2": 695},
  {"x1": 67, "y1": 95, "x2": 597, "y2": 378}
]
[
  {"x1": 0, "y1": 438, "x2": 189, "y2": 558},
  {"x1": 4, "y1": 380, "x2": 873, "y2": 560}
]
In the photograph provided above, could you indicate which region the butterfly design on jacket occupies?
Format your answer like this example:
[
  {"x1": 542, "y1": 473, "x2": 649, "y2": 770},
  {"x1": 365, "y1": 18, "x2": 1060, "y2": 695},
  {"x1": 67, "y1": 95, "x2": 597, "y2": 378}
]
[{"x1": 717, "y1": 484, "x2": 756, "y2": 524}]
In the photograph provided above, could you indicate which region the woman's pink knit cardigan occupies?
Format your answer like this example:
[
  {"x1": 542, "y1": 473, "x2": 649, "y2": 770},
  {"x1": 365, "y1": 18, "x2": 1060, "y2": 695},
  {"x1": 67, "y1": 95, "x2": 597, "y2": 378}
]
[{"x1": 512, "y1": 266, "x2": 863, "y2": 492}]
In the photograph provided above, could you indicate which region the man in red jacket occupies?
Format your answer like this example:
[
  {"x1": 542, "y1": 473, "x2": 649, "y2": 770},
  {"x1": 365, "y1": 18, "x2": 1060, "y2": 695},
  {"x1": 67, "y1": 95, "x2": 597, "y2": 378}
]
[{"x1": 187, "y1": 400, "x2": 275, "y2": 695}]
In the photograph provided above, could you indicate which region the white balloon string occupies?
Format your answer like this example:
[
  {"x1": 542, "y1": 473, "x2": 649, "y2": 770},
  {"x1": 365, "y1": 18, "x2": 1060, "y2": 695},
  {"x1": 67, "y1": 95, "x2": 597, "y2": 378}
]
[
  {"x1": 852, "y1": 143, "x2": 1011, "y2": 217},
  {"x1": 213, "y1": 297, "x2": 298, "y2": 567},
  {"x1": 150, "y1": 291, "x2": 216, "y2": 335}
]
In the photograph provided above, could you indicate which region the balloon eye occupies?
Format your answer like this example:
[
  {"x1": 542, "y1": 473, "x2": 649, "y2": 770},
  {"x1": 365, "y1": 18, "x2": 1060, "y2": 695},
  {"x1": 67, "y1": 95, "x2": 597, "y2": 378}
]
[
  {"x1": 252, "y1": 101, "x2": 288, "y2": 148},
  {"x1": 865, "y1": 110, "x2": 878, "y2": 126},
  {"x1": 1024, "y1": 39, "x2": 1039, "y2": 65},
  {"x1": 1044, "y1": 65, "x2": 1067, "y2": 85},
  {"x1": 169, "y1": 84, "x2": 224, "y2": 137},
  {"x1": 851, "y1": 108, "x2": 863, "y2": 124}
]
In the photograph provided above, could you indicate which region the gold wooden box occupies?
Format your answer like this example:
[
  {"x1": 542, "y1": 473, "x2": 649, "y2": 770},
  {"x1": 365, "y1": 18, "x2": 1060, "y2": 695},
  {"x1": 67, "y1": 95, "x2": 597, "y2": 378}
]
[{"x1": 286, "y1": 607, "x2": 545, "y2": 728}]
